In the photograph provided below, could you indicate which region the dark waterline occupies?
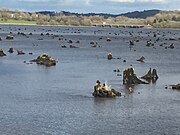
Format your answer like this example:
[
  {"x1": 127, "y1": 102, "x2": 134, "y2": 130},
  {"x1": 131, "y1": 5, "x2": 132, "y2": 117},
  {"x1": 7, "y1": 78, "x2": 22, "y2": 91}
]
[{"x1": 0, "y1": 25, "x2": 180, "y2": 135}]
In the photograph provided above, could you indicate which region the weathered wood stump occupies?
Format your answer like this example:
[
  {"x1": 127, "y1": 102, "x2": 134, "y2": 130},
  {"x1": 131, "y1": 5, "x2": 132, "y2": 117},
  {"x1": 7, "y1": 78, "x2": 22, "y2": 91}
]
[
  {"x1": 169, "y1": 43, "x2": 174, "y2": 49},
  {"x1": 0, "y1": 48, "x2": 6, "y2": 56},
  {"x1": 68, "y1": 40, "x2": 73, "y2": 43},
  {"x1": 93, "y1": 87, "x2": 121, "y2": 97},
  {"x1": 90, "y1": 41, "x2": 96, "y2": 45},
  {"x1": 141, "y1": 68, "x2": 158, "y2": 79},
  {"x1": 141, "y1": 68, "x2": 158, "y2": 83},
  {"x1": 137, "y1": 56, "x2": 145, "y2": 62},
  {"x1": 153, "y1": 33, "x2": 157, "y2": 37},
  {"x1": 107, "y1": 38, "x2": 111, "y2": 42},
  {"x1": 129, "y1": 40, "x2": 134, "y2": 45},
  {"x1": 6, "y1": 35, "x2": 14, "y2": 40},
  {"x1": 92, "y1": 81, "x2": 121, "y2": 97},
  {"x1": 146, "y1": 41, "x2": 152, "y2": 47},
  {"x1": 123, "y1": 68, "x2": 147, "y2": 84},
  {"x1": 8, "y1": 48, "x2": 14, "y2": 53},
  {"x1": 107, "y1": 53, "x2": 113, "y2": 60},
  {"x1": 17, "y1": 50, "x2": 25, "y2": 55},
  {"x1": 152, "y1": 69, "x2": 158, "y2": 79},
  {"x1": 30, "y1": 53, "x2": 57, "y2": 67}
]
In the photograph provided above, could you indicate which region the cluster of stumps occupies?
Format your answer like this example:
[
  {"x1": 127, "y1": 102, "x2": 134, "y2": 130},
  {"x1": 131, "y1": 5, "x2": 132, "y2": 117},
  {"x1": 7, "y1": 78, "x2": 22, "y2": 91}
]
[{"x1": 92, "y1": 68, "x2": 159, "y2": 98}]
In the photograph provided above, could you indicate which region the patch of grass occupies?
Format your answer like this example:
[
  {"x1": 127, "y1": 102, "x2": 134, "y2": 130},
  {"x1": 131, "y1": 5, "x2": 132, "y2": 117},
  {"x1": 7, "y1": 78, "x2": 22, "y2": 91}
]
[{"x1": 0, "y1": 18, "x2": 36, "y2": 25}]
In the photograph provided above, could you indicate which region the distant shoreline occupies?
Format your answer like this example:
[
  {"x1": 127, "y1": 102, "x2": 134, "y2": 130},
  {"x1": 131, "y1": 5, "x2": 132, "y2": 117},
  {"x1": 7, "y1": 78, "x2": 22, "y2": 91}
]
[
  {"x1": 0, "y1": 22, "x2": 180, "y2": 30},
  {"x1": 0, "y1": 22, "x2": 90, "y2": 27},
  {"x1": 0, "y1": 22, "x2": 150, "y2": 28}
]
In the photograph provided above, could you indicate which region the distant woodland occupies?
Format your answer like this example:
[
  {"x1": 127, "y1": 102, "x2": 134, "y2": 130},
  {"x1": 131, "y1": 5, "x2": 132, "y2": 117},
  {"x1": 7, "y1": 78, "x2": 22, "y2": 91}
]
[{"x1": 0, "y1": 9, "x2": 180, "y2": 28}]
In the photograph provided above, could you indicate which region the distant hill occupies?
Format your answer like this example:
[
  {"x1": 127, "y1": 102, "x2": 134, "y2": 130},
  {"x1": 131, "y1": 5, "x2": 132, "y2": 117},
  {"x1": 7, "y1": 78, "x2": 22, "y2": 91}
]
[
  {"x1": 60, "y1": 11, "x2": 117, "y2": 19},
  {"x1": 36, "y1": 10, "x2": 161, "y2": 19},
  {"x1": 36, "y1": 11, "x2": 56, "y2": 16},
  {"x1": 120, "y1": 10, "x2": 161, "y2": 19}
]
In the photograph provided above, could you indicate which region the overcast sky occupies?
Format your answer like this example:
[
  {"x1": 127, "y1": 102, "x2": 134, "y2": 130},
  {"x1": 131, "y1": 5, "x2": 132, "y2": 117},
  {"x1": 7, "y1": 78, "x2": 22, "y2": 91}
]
[{"x1": 0, "y1": 0, "x2": 179, "y2": 14}]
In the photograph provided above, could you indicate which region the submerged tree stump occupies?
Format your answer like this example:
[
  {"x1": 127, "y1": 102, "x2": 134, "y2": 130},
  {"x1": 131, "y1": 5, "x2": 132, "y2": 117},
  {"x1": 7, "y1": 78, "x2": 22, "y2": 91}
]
[
  {"x1": 6, "y1": 35, "x2": 14, "y2": 40},
  {"x1": 137, "y1": 56, "x2": 145, "y2": 62},
  {"x1": 123, "y1": 68, "x2": 147, "y2": 84},
  {"x1": 8, "y1": 48, "x2": 14, "y2": 53},
  {"x1": 152, "y1": 69, "x2": 158, "y2": 79},
  {"x1": 17, "y1": 50, "x2": 25, "y2": 55},
  {"x1": 141, "y1": 68, "x2": 159, "y2": 79},
  {"x1": 0, "y1": 48, "x2": 6, "y2": 56},
  {"x1": 146, "y1": 41, "x2": 153, "y2": 47},
  {"x1": 141, "y1": 68, "x2": 159, "y2": 83},
  {"x1": 92, "y1": 81, "x2": 121, "y2": 97},
  {"x1": 30, "y1": 53, "x2": 57, "y2": 67},
  {"x1": 107, "y1": 53, "x2": 113, "y2": 60},
  {"x1": 106, "y1": 38, "x2": 111, "y2": 42},
  {"x1": 169, "y1": 43, "x2": 175, "y2": 49},
  {"x1": 129, "y1": 40, "x2": 134, "y2": 45},
  {"x1": 92, "y1": 88, "x2": 121, "y2": 97}
]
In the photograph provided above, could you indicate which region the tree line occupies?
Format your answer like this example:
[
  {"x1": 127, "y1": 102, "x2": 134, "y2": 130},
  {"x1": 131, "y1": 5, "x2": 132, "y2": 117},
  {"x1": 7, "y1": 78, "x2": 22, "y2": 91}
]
[{"x1": 0, "y1": 9, "x2": 180, "y2": 28}]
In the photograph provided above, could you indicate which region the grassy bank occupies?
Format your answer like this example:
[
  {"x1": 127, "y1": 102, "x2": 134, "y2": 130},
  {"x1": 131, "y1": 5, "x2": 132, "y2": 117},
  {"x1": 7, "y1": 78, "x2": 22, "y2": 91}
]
[
  {"x1": 0, "y1": 18, "x2": 36, "y2": 25},
  {"x1": 0, "y1": 18, "x2": 180, "y2": 29}
]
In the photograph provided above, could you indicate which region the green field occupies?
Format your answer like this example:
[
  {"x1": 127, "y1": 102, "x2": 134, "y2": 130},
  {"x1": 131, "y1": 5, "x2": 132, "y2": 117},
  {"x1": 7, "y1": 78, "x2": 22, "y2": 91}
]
[{"x1": 0, "y1": 18, "x2": 36, "y2": 25}]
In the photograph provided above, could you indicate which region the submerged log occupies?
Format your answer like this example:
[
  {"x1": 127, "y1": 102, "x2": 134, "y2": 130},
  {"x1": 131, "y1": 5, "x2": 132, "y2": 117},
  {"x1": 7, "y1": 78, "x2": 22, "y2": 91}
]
[
  {"x1": 0, "y1": 48, "x2": 6, "y2": 56},
  {"x1": 123, "y1": 68, "x2": 147, "y2": 84},
  {"x1": 30, "y1": 53, "x2": 57, "y2": 67}
]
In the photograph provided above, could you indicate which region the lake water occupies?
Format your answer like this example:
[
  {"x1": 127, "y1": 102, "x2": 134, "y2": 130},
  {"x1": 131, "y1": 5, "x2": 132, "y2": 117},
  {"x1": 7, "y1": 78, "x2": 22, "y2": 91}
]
[{"x1": 0, "y1": 25, "x2": 180, "y2": 135}]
